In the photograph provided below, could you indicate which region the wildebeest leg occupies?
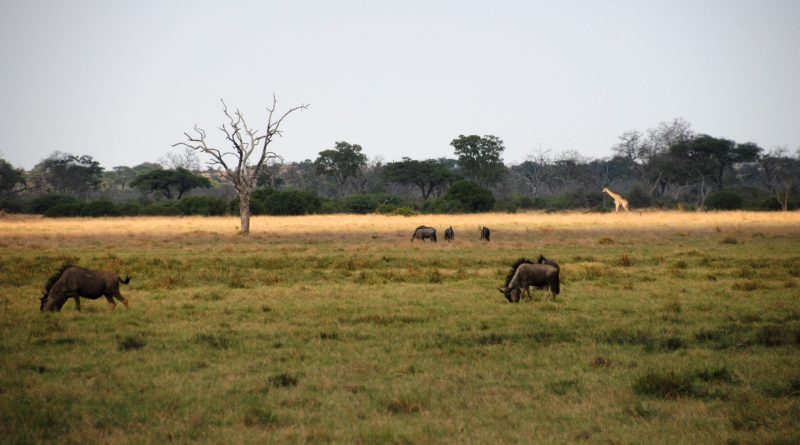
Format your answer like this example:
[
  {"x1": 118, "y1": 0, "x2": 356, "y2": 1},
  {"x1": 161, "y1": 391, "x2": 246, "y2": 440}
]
[
  {"x1": 112, "y1": 292, "x2": 129, "y2": 308},
  {"x1": 525, "y1": 287, "x2": 532, "y2": 301},
  {"x1": 74, "y1": 296, "x2": 81, "y2": 312},
  {"x1": 104, "y1": 295, "x2": 117, "y2": 310}
]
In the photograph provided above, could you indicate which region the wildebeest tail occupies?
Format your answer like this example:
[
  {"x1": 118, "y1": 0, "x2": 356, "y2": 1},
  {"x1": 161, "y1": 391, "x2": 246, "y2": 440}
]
[
  {"x1": 118, "y1": 275, "x2": 131, "y2": 285},
  {"x1": 538, "y1": 255, "x2": 560, "y2": 270}
]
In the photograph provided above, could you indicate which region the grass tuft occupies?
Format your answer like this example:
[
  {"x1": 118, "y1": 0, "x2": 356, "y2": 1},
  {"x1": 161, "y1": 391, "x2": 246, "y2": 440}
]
[
  {"x1": 117, "y1": 335, "x2": 145, "y2": 351},
  {"x1": 633, "y1": 371, "x2": 696, "y2": 398},
  {"x1": 549, "y1": 378, "x2": 580, "y2": 396},
  {"x1": 269, "y1": 372, "x2": 298, "y2": 388},
  {"x1": 386, "y1": 397, "x2": 422, "y2": 415},
  {"x1": 243, "y1": 405, "x2": 280, "y2": 427},
  {"x1": 194, "y1": 333, "x2": 234, "y2": 349}
]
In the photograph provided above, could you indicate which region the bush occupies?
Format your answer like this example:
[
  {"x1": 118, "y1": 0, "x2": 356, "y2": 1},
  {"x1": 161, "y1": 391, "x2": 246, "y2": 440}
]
[
  {"x1": 117, "y1": 202, "x2": 142, "y2": 216},
  {"x1": 44, "y1": 202, "x2": 85, "y2": 217},
  {"x1": 652, "y1": 195, "x2": 678, "y2": 209},
  {"x1": 28, "y1": 194, "x2": 79, "y2": 214},
  {"x1": 264, "y1": 190, "x2": 321, "y2": 215},
  {"x1": 627, "y1": 186, "x2": 651, "y2": 208},
  {"x1": 493, "y1": 200, "x2": 519, "y2": 213},
  {"x1": 0, "y1": 198, "x2": 25, "y2": 213},
  {"x1": 342, "y1": 194, "x2": 380, "y2": 214},
  {"x1": 515, "y1": 195, "x2": 547, "y2": 210},
  {"x1": 177, "y1": 196, "x2": 227, "y2": 216},
  {"x1": 420, "y1": 198, "x2": 466, "y2": 214},
  {"x1": 142, "y1": 201, "x2": 179, "y2": 216},
  {"x1": 443, "y1": 180, "x2": 495, "y2": 212},
  {"x1": 706, "y1": 191, "x2": 743, "y2": 210},
  {"x1": 81, "y1": 200, "x2": 120, "y2": 217},
  {"x1": 376, "y1": 203, "x2": 397, "y2": 214},
  {"x1": 390, "y1": 206, "x2": 417, "y2": 216},
  {"x1": 543, "y1": 194, "x2": 574, "y2": 211},
  {"x1": 319, "y1": 200, "x2": 340, "y2": 214}
]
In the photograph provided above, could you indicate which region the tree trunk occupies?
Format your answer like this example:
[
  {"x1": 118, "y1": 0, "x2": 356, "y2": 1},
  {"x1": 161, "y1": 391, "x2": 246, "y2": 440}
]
[{"x1": 239, "y1": 191, "x2": 251, "y2": 235}]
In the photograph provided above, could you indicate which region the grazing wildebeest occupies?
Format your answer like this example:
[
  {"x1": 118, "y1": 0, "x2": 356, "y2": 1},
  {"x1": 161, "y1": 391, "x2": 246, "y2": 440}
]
[
  {"x1": 444, "y1": 226, "x2": 454, "y2": 242},
  {"x1": 480, "y1": 226, "x2": 491, "y2": 241},
  {"x1": 40, "y1": 265, "x2": 131, "y2": 312},
  {"x1": 411, "y1": 225, "x2": 437, "y2": 242},
  {"x1": 498, "y1": 257, "x2": 560, "y2": 303}
]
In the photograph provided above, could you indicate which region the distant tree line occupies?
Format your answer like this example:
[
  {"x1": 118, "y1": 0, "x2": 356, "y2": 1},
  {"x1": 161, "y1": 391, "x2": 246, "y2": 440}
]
[{"x1": 1, "y1": 118, "x2": 798, "y2": 216}]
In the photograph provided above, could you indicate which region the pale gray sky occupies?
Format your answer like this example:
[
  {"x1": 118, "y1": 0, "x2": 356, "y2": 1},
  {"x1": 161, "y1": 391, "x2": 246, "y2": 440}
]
[{"x1": 1, "y1": 0, "x2": 798, "y2": 170}]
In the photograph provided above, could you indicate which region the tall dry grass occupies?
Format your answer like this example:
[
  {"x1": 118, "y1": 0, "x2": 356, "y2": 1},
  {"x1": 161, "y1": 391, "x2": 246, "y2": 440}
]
[{"x1": 2, "y1": 211, "x2": 798, "y2": 238}]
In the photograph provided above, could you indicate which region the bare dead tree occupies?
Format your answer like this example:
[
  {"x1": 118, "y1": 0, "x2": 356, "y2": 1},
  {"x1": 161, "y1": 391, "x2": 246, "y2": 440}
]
[
  {"x1": 160, "y1": 147, "x2": 201, "y2": 171},
  {"x1": 174, "y1": 96, "x2": 308, "y2": 234}
]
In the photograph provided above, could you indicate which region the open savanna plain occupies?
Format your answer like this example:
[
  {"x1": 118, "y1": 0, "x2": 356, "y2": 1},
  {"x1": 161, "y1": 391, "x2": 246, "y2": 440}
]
[{"x1": 1, "y1": 211, "x2": 799, "y2": 444}]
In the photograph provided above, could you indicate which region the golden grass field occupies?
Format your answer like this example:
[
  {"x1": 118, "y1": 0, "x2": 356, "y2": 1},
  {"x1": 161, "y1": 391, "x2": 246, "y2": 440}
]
[{"x1": 1, "y1": 211, "x2": 799, "y2": 444}]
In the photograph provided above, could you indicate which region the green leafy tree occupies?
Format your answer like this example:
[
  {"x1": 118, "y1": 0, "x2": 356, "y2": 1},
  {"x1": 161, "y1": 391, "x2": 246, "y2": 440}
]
[
  {"x1": 450, "y1": 135, "x2": 506, "y2": 187},
  {"x1": 34, "y1": 152, "x2": 104, "y2": 195},
  {"x1": 0, "y1": 158, "x2": 27, "y2": 201},
  {"x1": 443, "y1": 180, "x2": 495, "y2": 212},
  {"x1": 668, "y1": 135, "x2": 762, "y2": 208},
  {"x1": 382, "y1": 158, "x2": 453, "y2": 200},
  {"x1": 314, "y1": 141, "x2": 368, "y2": 197},
  {"x1": 130, "y1": 168, "x2": 211, "y2": 199}
]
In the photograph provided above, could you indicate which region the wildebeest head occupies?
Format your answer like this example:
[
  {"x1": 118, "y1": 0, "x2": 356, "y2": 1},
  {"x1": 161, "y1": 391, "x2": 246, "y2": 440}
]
[
  {"x1": 497, "y1": 287, "x2": 520, "y2": 303},
  {"x1": 39, "y1": 264, "x2": 74, "y2": 312}
]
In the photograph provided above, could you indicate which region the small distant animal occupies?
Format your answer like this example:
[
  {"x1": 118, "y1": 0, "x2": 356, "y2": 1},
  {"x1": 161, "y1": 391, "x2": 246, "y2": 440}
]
[
  {"x1": 444, "y1": 226, "x2": 454, "y2": 242},
  {"x1": 40, "y1": 265, "x2": 131, "y2": 312},
  {"x1": 411, "y1": 225, "x2": 437, "y2": 242},
  {"x1": 480, "y1": 226, "x2": 491, "y2": 241},
  {"x1": 602, "y1": 187, "x2": 630, "y2": 213},
  {"x1": 498, "y1": 257, "x2": 560, "y2": 303}
]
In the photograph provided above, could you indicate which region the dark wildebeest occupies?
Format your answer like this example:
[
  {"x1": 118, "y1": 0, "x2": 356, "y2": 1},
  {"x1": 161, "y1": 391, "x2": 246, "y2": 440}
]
[
  {"x1": 411, "y1": 225, "x2": 437, "y2": 242},
  {"x1": 498, "y1": 257, "x2": 560, "y2": 303},
  {"x1": 39, "y1": 265, "x2": 131, "y2": 312},
  {"x1": 480, "y1": 226, "x2": 491, "y2": 241},
  {"x1": 444, "y1": 226, "x2": 454, "y2": 242}
]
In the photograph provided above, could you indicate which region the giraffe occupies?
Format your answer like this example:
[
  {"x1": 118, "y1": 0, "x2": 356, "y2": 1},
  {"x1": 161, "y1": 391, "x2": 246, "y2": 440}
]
[{"x1": 602, "y1": 187, "x2": 630, "y2": 213}]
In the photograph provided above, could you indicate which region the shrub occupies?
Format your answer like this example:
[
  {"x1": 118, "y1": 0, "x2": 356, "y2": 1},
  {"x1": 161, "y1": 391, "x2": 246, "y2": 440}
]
[
  {"x1": 0, "y1": 197, "x2": 25, "y2": 213},
  {"x1": 652, "y1": 195, "x2": 678, "y2": 209},
  {"x1": 376, "y1": 203, "x2": 397, "y2": 214},
  {"x1": 443, "y1": 180, "x2": 495, "y2": 212},
  {"x1": 81, "y1": 200, "x2": 120, "y2": 217},
  {"x1": 342, "y1": 194, "x2": 380, "y2": 214},
  {"x1": 264, "y1": 190, "x2": 321, "y2": 215},
  {"x1": 44, "y1": 202, "x2": 85, "y2": 217},
  {"x1": 515, "y1": 195, "x2": 547, "y2": 210},
  {"x1": 177, "y1": 196, "x2": 227, "y2": 215},
  {"x1": 142, "y1": 201, "x2": 179, "y2": 216},
  {"x1": 627, "y1": 185, "x2": 651, "y2": 208},
  {"x1": 493, "y1": 199, "x2": 519, "y2": 213},
  {"x1": 28, "y1": 194, "x2": 79, "y2": 214},
  {"x1": 706, "y1": 191, "x2": 744, "y2": 210},
  {"x1": 420, "y1": 198, "x2": 466, "y2": 214},
  {"x1": 117, "y1": 202, "x2": 142, "y2": 216},
  {"x1": 391, "y1": 206, "x2": 417, "y2": 216}
]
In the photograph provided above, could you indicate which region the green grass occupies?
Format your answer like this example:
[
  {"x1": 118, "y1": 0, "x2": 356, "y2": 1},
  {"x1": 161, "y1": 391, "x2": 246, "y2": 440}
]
[{"x1": 1, "y1": 214, "x2": 799, "y2": 444}]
